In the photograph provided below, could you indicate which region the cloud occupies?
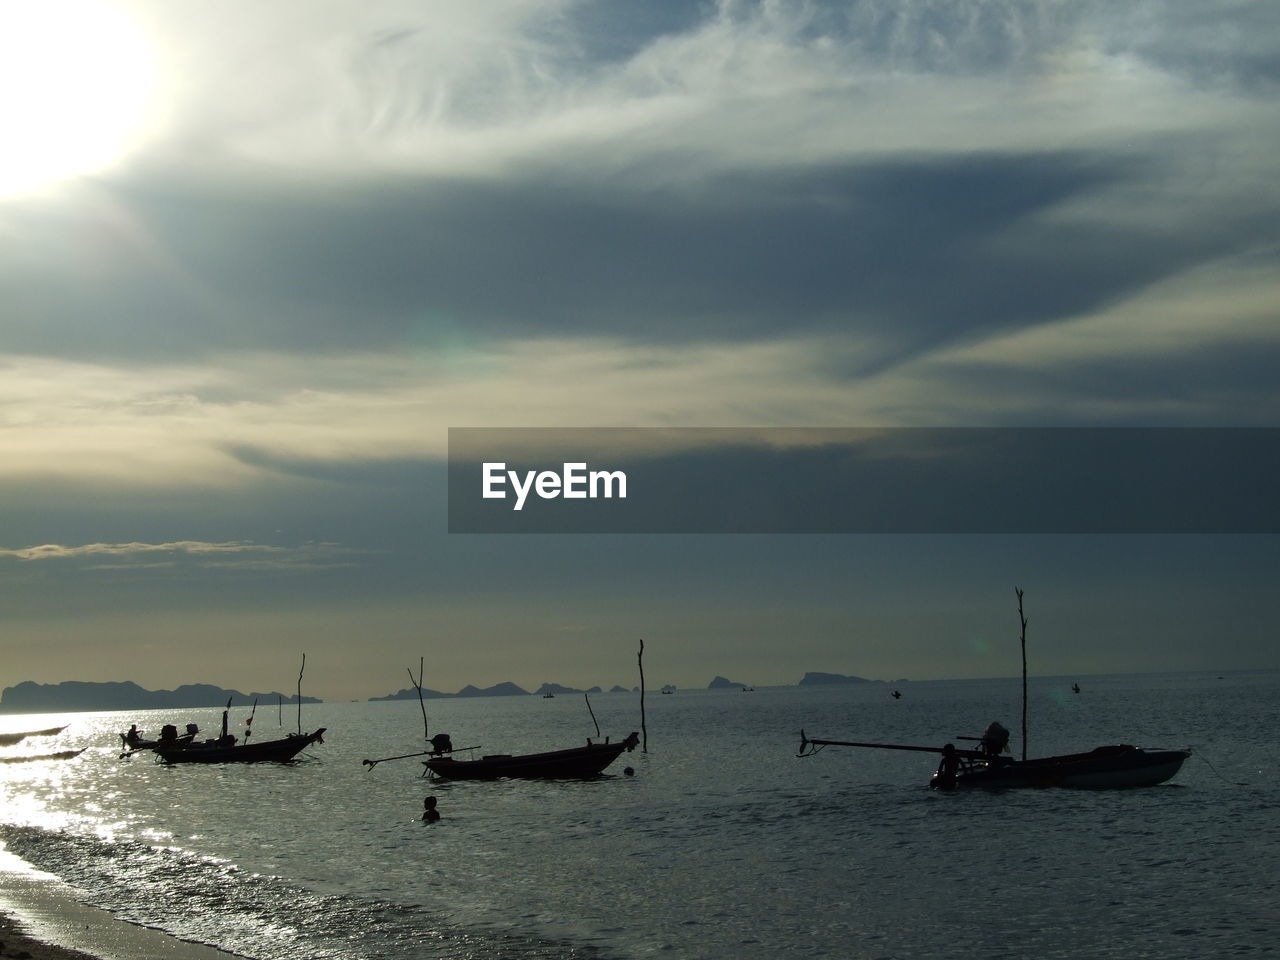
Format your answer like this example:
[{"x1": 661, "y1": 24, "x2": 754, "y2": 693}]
[
  {"x1": 109, "y1": 0, "x2": 1280, "y2": 173},
  {"x1": 0, "y1": 539, "x2": 355, "y2": 570},
  {"x1": 3, "y1": 257, "x2": 1277, "y2": 496},
  {"x1": 4, "y1": 1, "x2": 1276, "y2": 436}
]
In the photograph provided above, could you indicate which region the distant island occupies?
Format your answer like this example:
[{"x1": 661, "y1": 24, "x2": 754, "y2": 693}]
[
  {"x1": 371, "y1": 681, "x2": 524, "y2": 700},
  {"x1": 0, "y1": 680, "x2": 320, "y2": 714},
  {"x1": 798, "y1": 672, "x2": 873, "y2": 685},
  {"x1": 708, "y1": 675, "x2": 748, "y2": 689},
  {"x1": 353, "y1": 672, "x2": 905, "y2": 700},
  {"x1": 2, "y1": 672, "x2": 904, "y2": 712},
  {"x1": 370, "y1": 681, "x2": 621, "y2": 701}
]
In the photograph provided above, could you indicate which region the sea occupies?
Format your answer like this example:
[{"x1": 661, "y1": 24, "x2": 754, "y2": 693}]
[{"x1": 1, "y1": 671, "x2": 1277, "y2": 960}]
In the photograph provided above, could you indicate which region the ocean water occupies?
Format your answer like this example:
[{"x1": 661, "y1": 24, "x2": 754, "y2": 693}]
[{"x1": 1, "y1": 672, "x2": 1277, "y2": 960}]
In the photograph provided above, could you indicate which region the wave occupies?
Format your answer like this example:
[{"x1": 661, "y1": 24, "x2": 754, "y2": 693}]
[{"x1": 0, "y1": 824, "x2": 608, "y2": 960}]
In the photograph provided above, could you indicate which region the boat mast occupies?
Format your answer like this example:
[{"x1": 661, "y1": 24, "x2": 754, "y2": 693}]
[{"x1": 1016, "y1": 586, "x2": 1028, "y2": 762}]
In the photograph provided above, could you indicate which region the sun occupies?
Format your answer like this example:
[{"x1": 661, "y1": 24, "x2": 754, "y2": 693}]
[{"x1": 0, "y1": 1, "x2": 156, "y2": 198}]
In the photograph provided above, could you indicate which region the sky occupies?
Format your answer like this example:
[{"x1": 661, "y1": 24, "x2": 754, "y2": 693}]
[{"x1": 1, "y1": 0, "x2": 1278, "y2": 703}]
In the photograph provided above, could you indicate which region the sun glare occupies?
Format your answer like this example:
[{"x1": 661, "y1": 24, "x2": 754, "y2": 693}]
[{"x1": 0, "y1": 1, "x2": 156, "y2": 198}]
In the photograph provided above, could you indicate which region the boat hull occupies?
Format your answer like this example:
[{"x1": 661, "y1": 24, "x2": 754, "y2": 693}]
[
  {"x1": 0, "y1": 748, "x2": 85, "y2": 764},
  {"x1": 0, "y1": 726, "x2": 67, "y2": 747},
  {"x1": 936, "y1": 745, "x2": 1190, "y2": 790},
  {"x1": 426, "y1": 732, "x2": 639, "y2": 780},
  {"x1": 155, "y1": 729, "x2": 325, "y2": 764}
]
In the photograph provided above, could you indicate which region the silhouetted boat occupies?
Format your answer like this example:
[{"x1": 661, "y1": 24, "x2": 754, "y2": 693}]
[
  {"x1": 796, "y1": 589, "x2": 1190, "y2": 791},
  {"x1": 937, "y1": 743, "x2": 1188, "y2": 789},
  {"x1": 0, "y1": 725, "x2": 67, "y2": 747},
  {"x1": 796, "y1": 733, "x2": 1188, "y2": 790},
  {"x1": 425, "y1": 732, "x2": 639, "y2": 780},
  {"x1": 155, "y1": 729, "x2": 326, "y2": 764},
  {"x1": 0, "y1": 748, "x2": 85, "y2": 763}
]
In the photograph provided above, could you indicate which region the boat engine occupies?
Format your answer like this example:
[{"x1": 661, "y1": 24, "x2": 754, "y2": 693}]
[
  {"x1": 429, "y1": 733, "x2": 454, "y2": 755},
  {"x1": 980, "y1": 721, "x2": 1010, "y2": 756}
]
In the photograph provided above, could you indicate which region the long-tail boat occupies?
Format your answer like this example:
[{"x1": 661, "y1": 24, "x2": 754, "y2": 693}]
[
  {"x1": 796, "y1": 589, "x2": 1190, "y2": 790},
  {"x1": 0, "y1": 725, "x2": 67, "y2": 747},
  {"x1": 153, "y1": 699, "x2": 325, "y2": 764},
  {"x1": 424, "y1": 731, "x2": 640, "y2": 780},
  {"x1": 154, "y1": 728, "x2": 325, "y2": 764},
  {"x1": 0, "y1": 748, "x2": 86, "y2": 764},
  {"x1": 796, "y1": 733, "x2": 1189, "y2": 790}
]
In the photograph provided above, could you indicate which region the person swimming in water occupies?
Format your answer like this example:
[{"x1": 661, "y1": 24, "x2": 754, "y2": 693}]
[{"x1": 421, "y1": 796, "x2": 441, "y2": 822}]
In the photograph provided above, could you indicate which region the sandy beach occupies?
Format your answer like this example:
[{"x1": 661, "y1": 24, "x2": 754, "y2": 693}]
[
  {"x1": 1, "y1": 912, "x2": 100, "y2": 960},
  {"x1": 0, "y1": 845, "x2": 238, "y2": 960}
]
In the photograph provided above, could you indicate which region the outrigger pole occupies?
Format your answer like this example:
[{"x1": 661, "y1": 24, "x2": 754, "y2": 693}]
[
  {"x1": 362, "y1": 746, "x2": 479, "y2": 769},
  {"x1": 796, "y1": 731, "x2": 987, "y2": 760}
]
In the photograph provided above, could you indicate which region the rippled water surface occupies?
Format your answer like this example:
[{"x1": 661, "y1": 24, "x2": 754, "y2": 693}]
[{"x1": 2, "y1": 672, "x2": 1277, "y2": 959}]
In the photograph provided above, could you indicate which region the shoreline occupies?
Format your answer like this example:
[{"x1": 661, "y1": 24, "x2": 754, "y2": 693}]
[{"x1": 0, "y1": 845, "x2": 239, "y2": 960}]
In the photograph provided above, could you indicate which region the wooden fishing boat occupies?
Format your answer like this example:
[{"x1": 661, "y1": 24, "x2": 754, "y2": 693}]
[
  {"x1": 154, "y1": 728, "x2": 325, "y2": 764},
  {"x1": 796, "y1": 733, "x2": 1189, "y2": 790},
  {"x1": 425, "y1": 732, "x2": 639, "y2": 780},
  {"x1": 152, "y1": 677, "x2": 323, "y2": 765},
  {"x1": 0, "y1": 725, "x2": 67, "y2": 747},
  {"x1": 0, "y1": 748, "x2": 85, "y2": 764},
  {"x1": 934, "y1": 744, "x2": 1189, "y2": 790},
  {"x1": 796, "y1": 589, "x2": 1191, "y2": 791}
]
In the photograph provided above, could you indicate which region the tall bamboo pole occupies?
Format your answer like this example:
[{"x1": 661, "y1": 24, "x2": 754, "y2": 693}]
[
  {"x1": 637, "y1": 638, "x2": 647, "y2": 753},
  {"x1": 297, "y1": 653, "x2": 306, "y2": 735},
  {"x1": 408, "y1": 657, "x2": 428, "y2": 739},
  {"x1": 1015, "y1": 587, "x2": 1028, "y2": 762}
]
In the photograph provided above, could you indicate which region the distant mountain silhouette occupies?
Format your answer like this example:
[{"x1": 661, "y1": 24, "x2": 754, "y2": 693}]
[
  {"x1": 0, "y1": 680, "x2": 320, "y2": 713},
  {"x1": 372, "y1": 680, "x2": 628, "y2": 701},
  {"x1": 798, "y1": 672, "x2": 877, "y2": 685},
  {"x1": 370, "y1": 681, "x2": 531, "y2": 701},
  {"x1": 707, "y1": 675, "x2": 747, "y2": 689},
  {"x1": 535, "y1": 682, "x2": 605, "y2": 696},
  {"x1": 369, "y1": 686, "x2": 451, "y2": 701}
]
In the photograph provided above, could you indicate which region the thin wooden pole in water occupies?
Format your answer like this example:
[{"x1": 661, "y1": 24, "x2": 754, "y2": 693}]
[
  {"x1": 1016, "y1": 587, "x2": 1028, "y2": 762},
  {"x1": 638, "y1": 638, "x2": 648, "y2": 753},
  {"x1": 408, "y1": 657, "x2": 428, "y2": 739},
  {"x1": 297, "y1": 653, "x2": 306, "y2": 735},
  {"x1": 585, "y1": 692, "x2": 600, "y2": 738}
]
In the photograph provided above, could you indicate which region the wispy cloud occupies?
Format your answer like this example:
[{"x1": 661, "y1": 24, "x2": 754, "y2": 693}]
[{"x1": 0, "y1": 539, "x2": 354, "y2": 570}]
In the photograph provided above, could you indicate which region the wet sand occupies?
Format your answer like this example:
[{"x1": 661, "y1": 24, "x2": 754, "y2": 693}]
[
  {"x1": 1, "y1": 912, "x2": 101, "y2": 960},
  {"x1": 0, "y1": 845, "x2": 239, "y2": 960}
]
